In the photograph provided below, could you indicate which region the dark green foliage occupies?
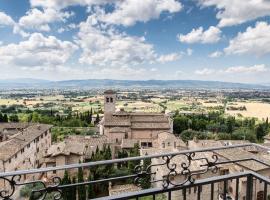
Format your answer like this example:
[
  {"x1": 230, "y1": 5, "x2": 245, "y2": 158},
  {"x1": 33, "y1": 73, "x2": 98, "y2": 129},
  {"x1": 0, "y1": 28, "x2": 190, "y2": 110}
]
[
  {"x1": 95, "y1": 113, "x2": 100, "y2": 125},
  {"x1": 173, "y1": 111, "x2": 267, "y2": 143},
  {"x1": 256, "y1": 124, "x2": 267, "y2": 141},
  {"x1": 128, "y1": 143, "x2": 140, "y2": 173},
  {"x1": 173, "y1": 116, "x2": 189, "y2": 134},
  {"x1": 3, "y1": 114, "x2": 8, "y2": 122},
  {"x1": 9, "y1": 114, "x2": 19, "y2": 122},
  {"x1": 62, "y1": 170, "x2": 70, "y2": 200},
  {"x1": 71, "y1": 177, "x2": 77, "y2": 200},
  {"x1": 87, "y1": 174, "x2": 95, "y2": 199},
  {"x1": 140, "y1": 156, "x2": 151, "y2": 189},
  {"x1": 78, "y1": 163, "x2": 86, "y2": 200}
]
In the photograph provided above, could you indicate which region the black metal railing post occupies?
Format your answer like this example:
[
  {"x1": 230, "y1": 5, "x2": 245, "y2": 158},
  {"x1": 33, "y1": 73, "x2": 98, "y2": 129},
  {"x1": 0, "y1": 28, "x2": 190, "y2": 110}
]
[{"x1": 246, "y1": 174, "x2": 254, "y2": 200}]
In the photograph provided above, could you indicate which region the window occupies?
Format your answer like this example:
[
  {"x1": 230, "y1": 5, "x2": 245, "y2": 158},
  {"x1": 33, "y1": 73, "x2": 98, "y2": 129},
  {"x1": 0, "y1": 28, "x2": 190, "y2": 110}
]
[
  {"x1": 110, "y1": 97, "x2": 113, "y2": 102},
  {"x1": 162, "y1": 142, "x2": 165, "y2": 148},
  {"x1": 15, "y1": 154, "x2": 17, "y2": 159},
  {"x1": 21, "y1": 148, "x2": 24, "y2": 154},
  {"x1": 9, "y1": 159, "x2": 11, "y2": 163},
  {"x1": 27, "y1": 144, "x2": 30, "y2": 148},
  {"x1": 167, "y1": 142, "x2": 170, "y2": 146},
  {"x1": 125, "y1": 133, "x2": 128, "y2": 139},
  {"x1": 106, "y1": 97, "x2": 110, "y2": 103}
]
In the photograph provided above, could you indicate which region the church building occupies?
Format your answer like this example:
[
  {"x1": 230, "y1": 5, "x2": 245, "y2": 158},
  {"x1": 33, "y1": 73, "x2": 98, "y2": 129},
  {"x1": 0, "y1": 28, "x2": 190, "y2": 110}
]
[{"x1": 99, "y1": 90, "x2": 173, "y2": 148}]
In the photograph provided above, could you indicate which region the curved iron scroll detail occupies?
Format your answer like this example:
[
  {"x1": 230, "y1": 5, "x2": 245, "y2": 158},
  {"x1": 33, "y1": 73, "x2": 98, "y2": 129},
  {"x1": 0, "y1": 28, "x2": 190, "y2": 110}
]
[
  {"x1": 0, "y1": 175, "x2": 21, "y2": 200},
  {"x1": 0, "y1": 175, "x2": 63, "y2": 200},
  {"x1": 133, "y1": 152, "x2": 219, "y2": 189},
  {"x1": 30, "y1": 177, "x2": 63, "y2": 200}
]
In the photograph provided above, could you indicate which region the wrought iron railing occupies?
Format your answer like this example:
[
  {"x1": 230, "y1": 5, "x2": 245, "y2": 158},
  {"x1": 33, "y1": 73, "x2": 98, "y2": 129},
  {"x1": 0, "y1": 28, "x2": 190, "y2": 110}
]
[{"x1": 1, "y1": 143, "x2": 270, "y2": 200}]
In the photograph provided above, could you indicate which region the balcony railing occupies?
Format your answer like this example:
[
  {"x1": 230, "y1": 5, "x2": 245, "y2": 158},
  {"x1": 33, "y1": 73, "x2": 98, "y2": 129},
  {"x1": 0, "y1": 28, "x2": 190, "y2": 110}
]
[{"x1": 1, "y1": 143, "x2": 270, "y2": 200}]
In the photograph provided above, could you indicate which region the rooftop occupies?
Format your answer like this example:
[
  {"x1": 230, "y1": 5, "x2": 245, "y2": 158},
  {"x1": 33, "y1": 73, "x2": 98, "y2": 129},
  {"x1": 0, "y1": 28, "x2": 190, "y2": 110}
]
[{"x1": 0, "y1": 123, "x2": 52, "y2": 161}]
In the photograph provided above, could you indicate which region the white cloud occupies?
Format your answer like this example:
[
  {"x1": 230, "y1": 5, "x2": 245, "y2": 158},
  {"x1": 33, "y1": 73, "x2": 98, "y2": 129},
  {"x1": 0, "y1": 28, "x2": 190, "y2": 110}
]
[
  {"x1": 225, "y1": 22, "x2": 270, "y2": 56},
  {"x1": 77, "y1": 17, "x2": 155, "y2": 66},
  {"x1": 18, "y1": 8, "x2": 74, "y2": 32},
  {"x1": 178, "y1": 26, "x2": 221, "y2": 44},
  {"x1": 209, "y1": 51, "x2": 222, "y2": 58},
  {"x1": 99, "y1": 0, "x2": 182, "y2": 26},
  {"x1": 57, "y1": 23, "x2": 78, "y2": 33},
  {"x1": 0, "y1": 12, "x2": 15, "y2": 26},
  {"x1": 30, "y1": 0, "x2": 182, "y2": 26},
  {"x1": 195, "y1": 68, "x2": 215, "y2": 75},
  {"x1": 198, "y1": 0, "x2": 270, "y2": 27},
  {"x1": 224, "y1": 64, "x2": 268, "y2": 73},
  {"x1": 30, "y1": 0, "x2": 113, "y2": 10},
  {"x1": 77, "y1": 15, "x2": 179, "y2": 66},
  {"x1": 157, "y1": 53, "x2": 181, "y2": 63},
  {"x1": 0, "y1": 33, "x2": 78, "y2": 67}
]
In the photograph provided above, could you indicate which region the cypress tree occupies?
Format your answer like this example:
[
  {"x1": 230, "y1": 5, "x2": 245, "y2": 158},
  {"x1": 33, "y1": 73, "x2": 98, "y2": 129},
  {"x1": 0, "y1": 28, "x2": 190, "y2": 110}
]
[
  {"x1": 78, "y1": 163, "x2": 86, "y2": 200},
  {"x1": 128, "y1": 143, "x2": 140, "y2": 173},
  {"x1": 71, "y1": 177, "x2": 77, "y2": 200},
  {"x1": 87, "y1": 174, "x2": 95, "y2": 199},
  {"x1": 89, "y1": 108, "x2": 93, "y2": 124},
  {"x1": 0, "y1": 112, "x2": 3, "y2": 122},
  {"x1": 95, "y1": 113, "x2": 100, "y2": 125},
  {"x1": 141, "y1": 155, "x2": 151, "y2": 189},
  {"x1": 61, "y1": 171, "x2": 70, "y2": 200}
]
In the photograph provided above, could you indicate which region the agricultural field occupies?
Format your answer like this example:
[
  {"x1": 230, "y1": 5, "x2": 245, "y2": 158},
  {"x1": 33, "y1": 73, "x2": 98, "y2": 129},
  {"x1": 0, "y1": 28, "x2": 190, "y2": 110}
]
[{"x1": 226, "y1": 101, "x2": 270, "y2": 120}]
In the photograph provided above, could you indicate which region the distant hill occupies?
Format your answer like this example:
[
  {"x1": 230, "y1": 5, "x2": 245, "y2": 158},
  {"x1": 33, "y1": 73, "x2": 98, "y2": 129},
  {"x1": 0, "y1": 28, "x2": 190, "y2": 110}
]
[{"x1": 0, "y1": 79, "x2": 268, "y2": 90}]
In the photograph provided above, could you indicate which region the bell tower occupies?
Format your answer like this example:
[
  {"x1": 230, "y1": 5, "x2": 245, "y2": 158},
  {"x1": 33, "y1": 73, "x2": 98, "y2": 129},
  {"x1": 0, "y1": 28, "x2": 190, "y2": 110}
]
[{"x1": 104, "y1": 90, "x2": 116, "y2": 116}]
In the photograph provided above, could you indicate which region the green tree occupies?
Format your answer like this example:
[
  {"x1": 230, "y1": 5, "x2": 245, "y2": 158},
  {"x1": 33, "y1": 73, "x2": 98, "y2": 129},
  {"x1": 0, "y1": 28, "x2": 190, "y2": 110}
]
[
  {"x1": 173, "y1": 116, "x2": 189, "y2": 134},
  {"x1": 31, "y1": 112, "x2": 40, "y2": 122},
  {"x1": 0, "y1": 112, "x2": 3, "y2": 122},
  {"x1": 71, "y1": 177, "x2": 77, "y2": 200},
  {"x1": 3, "y1": 114, "x2": 8, "y2": 122},
  {"x1": 9, "y1": 114, "x2": 19, "y2": 122},
  {"x1": 256, "y1": 124, "x2": 267, "y2": 141},
  {"x1": 78, "y1": 163, "x2": 86, "y2": 200},
  {"x1": 128, "y1": 143, "x2": 140, "y2": 173},
  {"x1": 87, "y1": 174, "x2": 95, "y2": 199},
  {"x1": 62, "y1": 171, "x2": 70, "y2": 200},
  {"x1": 95, "y1": 113, "x2": 100, "y2": 125},
  {"x1": 140, "y1": 155, "x2": 151, "y2": 189}
]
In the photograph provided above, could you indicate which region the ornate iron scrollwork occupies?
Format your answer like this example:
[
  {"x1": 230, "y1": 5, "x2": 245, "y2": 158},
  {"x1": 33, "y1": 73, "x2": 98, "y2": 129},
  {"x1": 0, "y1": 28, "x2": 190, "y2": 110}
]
[{"x1": 133, "y1": 152, "x2": 219, "y2": 189}]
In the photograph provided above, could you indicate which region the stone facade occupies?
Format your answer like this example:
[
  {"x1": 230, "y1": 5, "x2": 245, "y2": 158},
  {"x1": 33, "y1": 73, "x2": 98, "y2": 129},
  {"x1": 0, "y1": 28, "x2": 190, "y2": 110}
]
[
  {"x1": 0, "y1": 123, "x2": 52, "y2": 181},
  {"x1": 99, "y1": 90, "x2": 173, "y2": 148}
]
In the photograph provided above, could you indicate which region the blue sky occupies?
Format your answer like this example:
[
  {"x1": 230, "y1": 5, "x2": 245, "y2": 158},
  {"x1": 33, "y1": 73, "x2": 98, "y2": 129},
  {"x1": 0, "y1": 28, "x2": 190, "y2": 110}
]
[{"x1": 0, "y1": 0, "x2": 270, "y2": 83}]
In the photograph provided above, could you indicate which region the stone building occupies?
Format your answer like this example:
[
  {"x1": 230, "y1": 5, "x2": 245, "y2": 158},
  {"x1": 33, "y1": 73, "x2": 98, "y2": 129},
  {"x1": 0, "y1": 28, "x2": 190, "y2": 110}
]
[
  {"x1": 0, "y1": 123, "x2": 52, "y2": 180},
  {"x1": 43, "y1": 135, "x2": 109, "y2": 177},
  {"x1": 99, "y1": 90, "x2": 173, "y2": 148},
  {"x1": 189, "y1": 139, "x2": 270, "y2": 200}
]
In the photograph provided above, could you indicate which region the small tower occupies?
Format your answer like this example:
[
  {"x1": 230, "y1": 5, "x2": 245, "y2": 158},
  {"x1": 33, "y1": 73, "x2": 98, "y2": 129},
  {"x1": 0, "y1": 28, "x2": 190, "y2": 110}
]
[{"x1": 104, "y1": 90, "x2": 116, "y2": 117}]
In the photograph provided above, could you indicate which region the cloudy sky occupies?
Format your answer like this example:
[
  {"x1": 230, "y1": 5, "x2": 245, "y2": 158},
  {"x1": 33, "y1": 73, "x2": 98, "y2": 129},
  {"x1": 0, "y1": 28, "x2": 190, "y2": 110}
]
[{"x1": 0, "y1": 0, "x2": 270, "y2": 83}]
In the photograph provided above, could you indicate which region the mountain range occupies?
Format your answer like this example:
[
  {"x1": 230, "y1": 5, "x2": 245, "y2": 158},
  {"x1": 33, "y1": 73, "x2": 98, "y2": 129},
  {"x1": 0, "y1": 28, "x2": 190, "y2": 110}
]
[{"x1": 0, "y1": 78, "x2": 268, "y2": 90}]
